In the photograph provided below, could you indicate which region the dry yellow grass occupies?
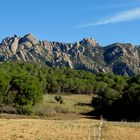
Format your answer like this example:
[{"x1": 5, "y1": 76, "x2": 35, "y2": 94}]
[
  {"x1": 0, "y1": 94, "x2": 140, "y2": 140},
  {"x1": 102, "y1": 121, "x2": 140, "y2": 140},
  {"x1": 0, "y1": 118, "x2": 96, "y2": 140},
  {"x1": 0, "y1": 118, "x2": 140, "y2": 140}
]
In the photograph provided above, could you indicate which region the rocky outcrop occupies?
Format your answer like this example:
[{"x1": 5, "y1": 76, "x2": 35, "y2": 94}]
[
  {"x1": 104, "y1": 43, "x2": 140, "y2": 75},
  {"x1": 10, "y1": 36, "x2": 19, "y2": 54},
  {"x1": 0, "y1": 34, "x2": 140, "y2": 76},
  {"x1": 79, "y1": 38, "x2": 98, "y2": 46}
]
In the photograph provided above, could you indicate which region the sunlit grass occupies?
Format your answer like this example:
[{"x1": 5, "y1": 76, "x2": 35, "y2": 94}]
[
  {"x1": 32, "y1": 94, "x2": 93, "y2": 117},
  {"x1": 44, "y1": 94, "x2": 93, "y2": 113},
  {"x1": 0, "y1": 118, "x2": 140, "y2": 140}
]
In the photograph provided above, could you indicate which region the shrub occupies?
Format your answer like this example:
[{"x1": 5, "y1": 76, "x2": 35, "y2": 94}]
[{"x1": 55, "y1": 96, "x2": 64, "y2": 104}]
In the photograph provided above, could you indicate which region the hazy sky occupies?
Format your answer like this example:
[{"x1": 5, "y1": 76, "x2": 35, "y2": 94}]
[{"x1": 0, "y1": 0, "x2": 140, "y2": 45}]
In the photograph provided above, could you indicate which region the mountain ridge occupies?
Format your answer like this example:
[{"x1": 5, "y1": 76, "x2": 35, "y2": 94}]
[{"x1": 0, "y1": 33, "x2": 140, "y2": 76}]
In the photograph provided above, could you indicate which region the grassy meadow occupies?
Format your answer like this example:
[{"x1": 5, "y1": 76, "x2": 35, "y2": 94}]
[{"x1": 32, "y1": 94, "x2": 93, "y2": 118}]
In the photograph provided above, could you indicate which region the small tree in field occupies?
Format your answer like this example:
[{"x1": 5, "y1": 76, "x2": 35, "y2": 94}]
[{"x1": 55, "y1": 96, "x2": 64, "y2": 104}]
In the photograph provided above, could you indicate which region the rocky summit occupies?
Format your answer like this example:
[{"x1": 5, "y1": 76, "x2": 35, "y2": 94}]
[{"x1": 0, "y1": 33, "x2": 140, "y2": 76}]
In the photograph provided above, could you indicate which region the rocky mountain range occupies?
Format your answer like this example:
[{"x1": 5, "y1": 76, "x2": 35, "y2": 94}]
[{"x1": 0, "y1": 33, "x2": 140, "y2": 76}]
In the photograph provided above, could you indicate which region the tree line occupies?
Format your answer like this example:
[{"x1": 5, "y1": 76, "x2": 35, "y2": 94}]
[{"x1": 0, "y1": 62, "x2": 139, "y2": 120}]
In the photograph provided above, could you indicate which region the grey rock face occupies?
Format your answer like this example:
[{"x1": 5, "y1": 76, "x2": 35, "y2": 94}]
[
  {"x1": 0, "y1": 34, "x2": 140, "y2": 76},
  {"x1": 104, "y1": 43, "x2": 140, "y2": 75},
  {"x1": 10, "y1": 36, "x2": 19, "y2": 54}
]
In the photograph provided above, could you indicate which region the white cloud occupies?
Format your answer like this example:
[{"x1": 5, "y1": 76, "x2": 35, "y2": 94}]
[{"x1": 75, "y1": 7, "x2": 140, "y2": 28}]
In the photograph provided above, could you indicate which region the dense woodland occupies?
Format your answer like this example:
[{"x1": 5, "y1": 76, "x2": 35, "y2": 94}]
[{"x1": 0, "y1": 62, "x2": 139, "y2": 120}]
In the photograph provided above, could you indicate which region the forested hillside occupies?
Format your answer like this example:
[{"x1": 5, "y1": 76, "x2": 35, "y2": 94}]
[{"x1": 0, "y1": 62, "x2": 139, "y2": 120}]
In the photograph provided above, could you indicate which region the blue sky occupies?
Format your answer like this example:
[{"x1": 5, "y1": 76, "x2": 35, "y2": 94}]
[{"x1": 0, "y1": 0, "x2": 140, "y2": 46}]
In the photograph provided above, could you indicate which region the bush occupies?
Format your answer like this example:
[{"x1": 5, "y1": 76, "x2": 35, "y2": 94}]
[{"x1": 55, "y1": 96, "x2": 64, "y2": 104}]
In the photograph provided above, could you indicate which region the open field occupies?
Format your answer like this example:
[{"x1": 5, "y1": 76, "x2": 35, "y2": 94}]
[
  {"x1": 43, "y1": 94, "x2": 93, "y2": 113},
  {"x1": 0, "y1": 118, "x2": 96, "y2": 140},
  {"x1": 102, "y1": 121, "x2": 140, "y2": 140},
  {"x1": 32, "y1": 94, "x2": 93, "y2": 118},
  {"x1": 0, "y1": 94, "x2": 140, "y2": 140},
  {"x1": 0, "y1": 118, "x2": 140, "y2": 140}
]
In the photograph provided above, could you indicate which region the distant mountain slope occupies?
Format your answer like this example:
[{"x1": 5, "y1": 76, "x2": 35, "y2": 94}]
[{"x1": 0, "y1": 33, "x2": 140, "y2": 76}]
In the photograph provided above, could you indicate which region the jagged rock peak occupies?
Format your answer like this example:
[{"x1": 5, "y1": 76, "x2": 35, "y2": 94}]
[
  {"x1": 20, "y1": 33, "x2": 39, "y2": 45},
  {"x1": 24, "y1": 33, "x2": 37, "y2": 38},
  {"x1": 0, "y1": 34, "x2": 140, "y2": 76},
  {"x1": 79, "y1": 38, "x2": 99, "y2": 46},
  {"x1": 1, "y1": 34, "x2": 19, "y2": 44}
]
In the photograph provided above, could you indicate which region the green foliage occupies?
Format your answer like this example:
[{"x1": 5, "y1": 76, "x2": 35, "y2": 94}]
[
  {"x1": 11, "y1": 73, "x2": 43, "y2": 114},
  {"x1": 0, "y1": 61, "x2": 139, "y2": 120},
  {"x1": 0, "y1": 71, "x2": 11, "y2": 112},
  {"x1": 92, "y1": 74, "x2": 140, "y2": 121},
  {"x1": 0, "y1": 62, "x2": 44, "y2": 114}
]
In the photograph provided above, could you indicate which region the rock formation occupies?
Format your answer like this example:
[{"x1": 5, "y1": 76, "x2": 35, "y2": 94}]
[{"x1": 0, "y1": 33, "x2": 140, "y2": 76}]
